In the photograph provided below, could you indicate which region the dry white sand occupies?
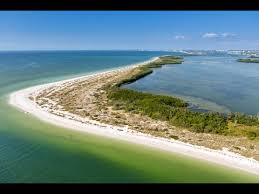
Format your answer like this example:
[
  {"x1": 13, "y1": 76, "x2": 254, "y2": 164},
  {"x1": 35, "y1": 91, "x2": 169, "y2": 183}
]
[{"x1": 9, "y1": 57, "x2": 259, "y2": 176}]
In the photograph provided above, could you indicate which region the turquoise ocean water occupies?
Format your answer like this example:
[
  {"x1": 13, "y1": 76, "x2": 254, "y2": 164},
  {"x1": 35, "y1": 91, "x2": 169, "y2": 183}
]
[{"x1": 0, "y1": 51, "x2": 258, "y2": 182}]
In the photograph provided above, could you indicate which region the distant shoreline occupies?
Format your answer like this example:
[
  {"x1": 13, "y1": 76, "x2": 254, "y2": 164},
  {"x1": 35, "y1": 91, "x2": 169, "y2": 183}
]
[
  {"x1": 9, "y1": 57, "x2": 259, "y2": 176},
  {"x1": 237, "y1": 58, "x2": 259, "y2": 63}
]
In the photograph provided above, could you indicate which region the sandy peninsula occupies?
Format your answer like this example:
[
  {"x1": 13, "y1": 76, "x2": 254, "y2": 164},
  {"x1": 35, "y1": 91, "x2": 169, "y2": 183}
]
[{"x1": 9, "y1": 57, "x2": 259, "y2": 176}]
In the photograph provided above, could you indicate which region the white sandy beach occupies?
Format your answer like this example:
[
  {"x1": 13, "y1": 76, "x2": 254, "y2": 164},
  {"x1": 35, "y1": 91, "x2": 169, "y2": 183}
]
[{"x1": 9, "y1": 57, "x2": 259, "y2": 176}]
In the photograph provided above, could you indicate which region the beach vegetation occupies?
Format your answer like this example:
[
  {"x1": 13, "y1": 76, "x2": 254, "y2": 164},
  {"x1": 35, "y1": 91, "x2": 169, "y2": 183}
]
[
  {"x1": 227, "y1": 122, "x2": 259, "y2": 140},
  {"x1": 227, "y1": 112, "x2": 259, "y2": 126},
  {"x1": 169, "y1": 135, "x2": 179, "y2": 140},
  {"x1": 116, "y1": 56, "x2": 184, "y2": 87},
  {"x1": 108, "y1": 88, "x2": 228, "y2": 135},
  {"x1": 107, "y1": 55, "x2": 259, "y2": 139},
  {"x1": 237, "y1": 58, "x2": 259, "y2": 63}
]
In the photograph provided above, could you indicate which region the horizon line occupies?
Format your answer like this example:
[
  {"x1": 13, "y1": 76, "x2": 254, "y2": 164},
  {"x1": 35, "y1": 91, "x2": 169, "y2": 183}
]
[{"x1": 0, "y1": 49, "x2": 258, "y2": 52}]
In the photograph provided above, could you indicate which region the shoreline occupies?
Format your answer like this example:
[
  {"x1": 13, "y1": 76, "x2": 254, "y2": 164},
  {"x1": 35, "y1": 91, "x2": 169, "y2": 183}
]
[{"x1": 9, "y1": 57, "x2": 259, "y2": 176}]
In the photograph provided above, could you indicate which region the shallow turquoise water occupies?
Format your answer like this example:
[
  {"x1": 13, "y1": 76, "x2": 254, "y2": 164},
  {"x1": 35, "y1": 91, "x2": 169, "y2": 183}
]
[{"x1": 0, "y1": 51, "x2": 258, "y2": 182}]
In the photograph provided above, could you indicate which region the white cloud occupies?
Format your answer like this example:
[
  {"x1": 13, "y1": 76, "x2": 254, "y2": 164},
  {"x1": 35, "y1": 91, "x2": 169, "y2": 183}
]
[
  {"x1": 174, "y1": 35, "x2": 185, "y2": 40},
  {"x1": 202, "y1": 32, "x2": 237, "y2": 39},
  {"x1": 202, "y1": 33, "x2": 219, "y2": 38},
  {"x1": 221, "y1": 33, "x2": 236, "y2": 38}
]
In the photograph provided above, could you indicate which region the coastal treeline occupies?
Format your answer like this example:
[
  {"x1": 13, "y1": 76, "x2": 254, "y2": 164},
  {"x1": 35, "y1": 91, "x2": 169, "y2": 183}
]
[
  {"x1": 237, "y1": 58, "x2": 259, "y2": 63},
  {"x1": 107, "y1": 55, "x2": 259, "y2": 140},
  {"x1": 228, "y1": 112, "x2": 259, "y2": 126},
  {"x1": 116, "y1": 56, "x2": 184, "y2": 87},
  {"x1": 108, "y1": 88, "x2": 228, "y2": 134}
]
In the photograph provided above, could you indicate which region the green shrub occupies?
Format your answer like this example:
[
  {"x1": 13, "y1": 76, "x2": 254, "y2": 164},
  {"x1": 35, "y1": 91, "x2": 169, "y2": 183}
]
[
  {"x1": 228, "y1": 112, "x2": 259, "y2": 126},
  {"x1": 108, "y1": 88, "x2": 228, "y2": 134},
  {"x1": 116, "y1": 56, "x2": 183, "y2": 87},
  {"x1": 169, "y1": 135, "x2": 179, "y2": 140},
  {"x1": 247, "y1": 131, "x2": 257, "y2": 140},
  {"x1": 237, "y1": 58, "x2": 259, "y2": 63}
]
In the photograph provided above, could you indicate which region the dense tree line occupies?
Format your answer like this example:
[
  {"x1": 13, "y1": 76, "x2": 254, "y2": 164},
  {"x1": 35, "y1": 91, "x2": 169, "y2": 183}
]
[
  {"x1": 116, "y1": 67, "x2": 153, "y2": 87},
  {"x1": 228, "y1": 112, "x2": 259, "y2": 126},
  {"x1": 108, "y1": 88, "x2": 228, "y2": 134},
  {"x1": 237, "y1": 58, "x2": 259, "y2": 63},
  {"x1": 116, "y1": 56, "x2": 183, "y2": 87}
]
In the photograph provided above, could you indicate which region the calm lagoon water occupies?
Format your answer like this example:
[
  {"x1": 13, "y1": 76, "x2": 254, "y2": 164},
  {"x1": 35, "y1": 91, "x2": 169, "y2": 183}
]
[
  {"x1": 0, "y1": 51, "x2": 258, "y2": 182},
  {"x1": 125, "y1": 54, "x2": 259, "y2": 115}
]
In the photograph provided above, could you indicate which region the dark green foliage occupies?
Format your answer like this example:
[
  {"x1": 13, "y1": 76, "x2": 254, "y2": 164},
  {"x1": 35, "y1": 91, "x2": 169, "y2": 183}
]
[
  {"x1": 108, "y1": 88, "x2": 228, "y2": 134},
  {"x1": 108, "y1": 88, "x2": 187, "y2": 107},
  {"x1": 237, "y1": 58, "x2": 259, "y2": 63},
  {"x1": 228, "y1": 112, "x2": 259, "y2": 126},
  {"x1": 233, "y1": 146, "x2": 241, "y2": 150},
  {"x1": 145, "y1": 56, "x2": 183, "y2": 69},
  {"x1": 169, "y1": 135, "x2": 179, "y2": 140},
  {"x1": 247, "y1": 131, "x2": 257, "y2": 140},
  {"x1": 169, "y1": 110, "x2": 227, "y2": 134},
  {"x1": 116, "y1": 56, "x2": 183, "y2": 87},
  {"x1": 116, "y1": 67, "x2": 153, "y2": 87}
]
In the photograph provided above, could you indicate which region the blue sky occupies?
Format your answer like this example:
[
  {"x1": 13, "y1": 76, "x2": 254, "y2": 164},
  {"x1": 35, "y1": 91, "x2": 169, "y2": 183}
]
[{"x1": 0, "y1": 11, "x2": 259, "y2": 50}]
